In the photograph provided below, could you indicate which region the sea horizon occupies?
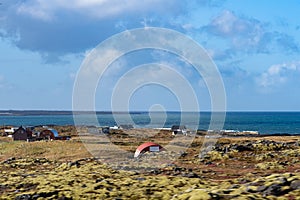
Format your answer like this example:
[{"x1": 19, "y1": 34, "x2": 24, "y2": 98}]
[{"x1": 1, "y1": 110, "x2": 300, "y2": 116}]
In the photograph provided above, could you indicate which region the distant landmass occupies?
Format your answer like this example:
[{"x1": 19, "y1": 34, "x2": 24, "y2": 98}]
[
  {"x1": 0, "y1": 110, "x2": 146, "y2": 116},
  {"x1": 0, "y1": 110, "x2": 72, "y2": 116}
]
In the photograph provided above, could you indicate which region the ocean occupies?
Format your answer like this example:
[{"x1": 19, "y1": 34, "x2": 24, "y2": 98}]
[{"x1": 0, "y1": 112, "x2": 300, "y2": 134}]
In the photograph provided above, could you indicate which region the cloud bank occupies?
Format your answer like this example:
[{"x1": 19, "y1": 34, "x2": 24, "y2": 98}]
[
  {"x1": 258, "y1": 61, "x2": 300, "y2": 88},
  {"x1": 1, "y1": 0, "x2": 184, "y2": 62}
]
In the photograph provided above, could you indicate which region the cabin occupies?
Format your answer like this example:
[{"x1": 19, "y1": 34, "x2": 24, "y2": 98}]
[
  {"x1": 171, "y1": 125, "x2": 187, "y2": 135},
  {"x1": 12, "y1": 126, "x2": 33, "y2": 141}
]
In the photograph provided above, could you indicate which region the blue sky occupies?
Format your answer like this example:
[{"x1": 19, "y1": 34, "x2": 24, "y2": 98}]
[{"x1": 0, "y1": 0, "x2": 299, "y2": 111}]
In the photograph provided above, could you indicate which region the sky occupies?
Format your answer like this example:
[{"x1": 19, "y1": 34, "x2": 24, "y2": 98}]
[{"x1": 0, "y1": 0, "x2": 299, "y2": 111}]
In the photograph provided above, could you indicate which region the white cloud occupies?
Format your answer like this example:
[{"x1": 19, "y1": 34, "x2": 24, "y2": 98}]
[
  {"x1": 16, "y1": 0, "x2": 180, "y2": 20},
  {"x1": 205, "y1": 10, "x2": 268, "y2": 51},
  {"x1": 207, "y1": 10, "x2": 263, "y2": 37},
  {"x1": 17, "y1": 1, "x2": 53, "y2": 21},
  {"x1": 258, "y1": 61, "x2": 300, "y2": 88},
  {"x1": 82, "y1": 48, "x2": 122, "y2": 75},
  {"x1": 202, "y1": 10, "x2": 299, "y2": 58},
  {"x1": 1, "y1": 0, "x2": 184, "y2": 62}
]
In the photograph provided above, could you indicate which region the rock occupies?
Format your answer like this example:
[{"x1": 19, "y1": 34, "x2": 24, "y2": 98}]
[
  {"x1": 246, "y1": 186, "x2": 258, "y2": 193},
  {"x1": 135, "y1": 177, "x2": 146, "y2": 181},
  {"x1": 95, "y1": 178, "x2": 103, "y2": 183},
  {"x1": 276, "y1": 177, "x2": 288, "y2": 185},
  {"x1": 182, "y1": 172, "x2": 200, "y2": 178},
  {"x1": 263, "y1": 183, "x2": 289, "y2": 196},
  {"x1": 57, "y1": 196, "x2": 73, "y2": 200},
  {"x1": 290, "y1": 180, "x2": 300, "y2": 190},
  {"x1": 15, "y1": 194, "x2": 31, "y2": 200},
  {"x1": 256, "y1": 185, "x2": 267, "y2": 192},
  {"x1": 231, "y1": 144, "x2": 253, "y2": 152},
  {"x1": 31, "y1": 194, "x2": 41, "y2": 199},
  {"x1": 68, "y1": 161, "x2": 80, "y2": 168}
]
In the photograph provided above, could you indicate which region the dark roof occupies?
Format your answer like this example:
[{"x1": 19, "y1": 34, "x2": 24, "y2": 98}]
[{"x1": 171, "y1": 125, "x2": 186, "y2": 130}]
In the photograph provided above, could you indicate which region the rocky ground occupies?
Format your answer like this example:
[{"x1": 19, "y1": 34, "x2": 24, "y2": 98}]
[{"x1": 1, "y1": 127, "x2": 300, "y2": 199}]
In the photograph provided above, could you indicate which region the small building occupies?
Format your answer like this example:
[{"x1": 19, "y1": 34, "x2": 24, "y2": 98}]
[
  {"x1": 109, "y1": 126, "x2": 119, "y2": 130},
  {"x1": 4, "y1": 127, "x2": 18, "y2": 134},
  {"x1": 171, "y1": 125, "x2": 187, "y2": 135},
  {"x1": 39, "y1": 129, "x2": 70, "y2": 140},
  {"x1": 12, "y1": 126, "x2": 33, "y2": 141},
  {"x1": 39, "y1": 129, "x2": 59, "y2": 140},
  {"x1": 39, "y1": 129, "x2": 58, "y2": 140},
  {"x1": 134, "y1": 142, "x2": 164, "y2": 158},
  {"x1": 118, "y1": 124, "x2": 134, "y2": 130},
  {"x1": 101, "y1": 126, "x2": 110, "y2": 134}
]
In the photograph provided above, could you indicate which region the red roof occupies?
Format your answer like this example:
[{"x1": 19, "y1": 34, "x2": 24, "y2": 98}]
[{"x1": 134, "y1": 142, "x2": 163, "y2": 158}]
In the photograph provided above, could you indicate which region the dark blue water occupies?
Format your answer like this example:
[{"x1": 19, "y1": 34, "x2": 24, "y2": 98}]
[{"x1": 0, "y1": 112, "x2": 300, "y2": 134}]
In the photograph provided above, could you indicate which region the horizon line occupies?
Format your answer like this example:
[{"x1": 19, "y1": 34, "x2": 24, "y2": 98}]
[{"x1": 1, "y1": 109, "x2": 300, "y2": 113}]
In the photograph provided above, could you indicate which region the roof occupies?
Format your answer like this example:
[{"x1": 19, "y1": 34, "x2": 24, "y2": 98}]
[
  {"x1": 48, "y1": 129, "x2": 59, "y2": 137},
  {"x1": 134, "y1": 142, "x2": 163, "y2": 158},
  {"x1": 12, "y1": 126, "x2": 32, "y2": 140},
  {"x1": 171, "y1": 125, "x2": 187, "y2": 130},
  {"x1": 13, "y1": 126, "x2": 26, "y2": 133}
]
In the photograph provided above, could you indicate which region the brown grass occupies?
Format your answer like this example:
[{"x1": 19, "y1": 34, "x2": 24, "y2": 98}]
[{"x1": 0, "y1": 138, "x2": 91, "y2": 162}]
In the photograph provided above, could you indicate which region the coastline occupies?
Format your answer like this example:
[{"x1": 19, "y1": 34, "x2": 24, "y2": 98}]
[{"x1": 1, "y1": 111, "x2": 300, "y2": 135}]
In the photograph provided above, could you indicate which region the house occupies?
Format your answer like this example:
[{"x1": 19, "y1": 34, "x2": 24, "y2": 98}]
[
  {"x1": 134, "y1": 142, "x2": 164, "y2": 158},
  {"x1": 171, "y1": 125, "x2": 187, "y2": 135},
  {"x1": 12, "y1": 126, "x2": 33, "y2": 141}
]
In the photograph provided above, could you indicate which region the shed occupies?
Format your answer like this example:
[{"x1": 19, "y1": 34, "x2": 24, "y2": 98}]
[
  {"x1": 134, "y1": 142, "x2": 164, "y2": 158},
  {"x1": 12, "y1": 126, "x2": 32, "y2": 141},
  {"x1": 171, "y1": 125, "x2": 187, "y2": 135},
  {"x1": 39, "y1": 129, "x2": 59, "y2": 140}
]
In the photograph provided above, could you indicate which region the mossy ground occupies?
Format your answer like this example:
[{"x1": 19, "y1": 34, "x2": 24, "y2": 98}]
[{"x1": 1, "y1": 127, "x2": 300, "y2": 199}]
